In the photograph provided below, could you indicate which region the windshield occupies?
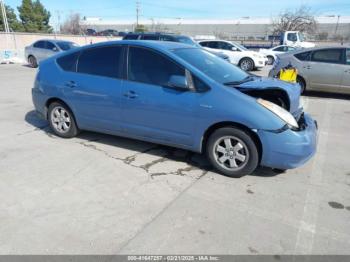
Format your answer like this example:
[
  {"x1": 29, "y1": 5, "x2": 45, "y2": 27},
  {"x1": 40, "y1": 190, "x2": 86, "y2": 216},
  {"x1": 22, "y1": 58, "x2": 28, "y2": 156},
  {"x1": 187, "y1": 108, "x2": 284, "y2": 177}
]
[
  {"x1": 56, "y1": 41, "x2": 79, "y2": 51},
  {"x1": 232, "y1": 42, "x2": 248, "y2": 51},
  {"x1": 298, "y1": 32, "x2": 305, "y2": 42},
  {"x1": 174, "y1": 48, "x2": 249, "y2": 84},
  {"x1": 176, "y1": 36, "x2": 201, "y2": 47}
]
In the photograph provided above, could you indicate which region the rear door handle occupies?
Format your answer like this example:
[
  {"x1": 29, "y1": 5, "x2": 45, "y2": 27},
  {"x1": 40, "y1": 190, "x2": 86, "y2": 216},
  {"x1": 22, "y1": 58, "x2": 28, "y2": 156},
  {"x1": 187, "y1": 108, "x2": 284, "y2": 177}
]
[
  {"x1": 123, "y1": 90, "x2": 138, "y2": 99},
  {"x1": 303, "y1": 66, "x2": 311, "y2": 69},
  {"x1": 65, "y1": 81, "x2": 77, "y2": 88}
]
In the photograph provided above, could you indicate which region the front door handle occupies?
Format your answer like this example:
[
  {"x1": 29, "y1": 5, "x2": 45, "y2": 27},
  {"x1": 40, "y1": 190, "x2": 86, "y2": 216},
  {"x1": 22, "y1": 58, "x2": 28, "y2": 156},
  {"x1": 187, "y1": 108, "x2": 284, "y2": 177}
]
[
  {"x1": 123, "y1": 90, "x2": 138, "y2": 99},
  {"x1": 65, "y1": 81, "x2": 77, "y2": 88}
]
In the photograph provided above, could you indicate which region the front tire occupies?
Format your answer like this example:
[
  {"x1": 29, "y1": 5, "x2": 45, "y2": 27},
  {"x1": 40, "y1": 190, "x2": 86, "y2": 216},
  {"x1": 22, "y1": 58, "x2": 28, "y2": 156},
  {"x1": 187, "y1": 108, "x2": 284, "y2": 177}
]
[
  {"x1": 48, "y1": 102, "x2": 79, "y2": 138},
  {"x1": 239, "y1": 57, "x2": 254, "y2": 71},
  {"x1": 206, "y1": 127, "x2": 259, "y2": 178}
]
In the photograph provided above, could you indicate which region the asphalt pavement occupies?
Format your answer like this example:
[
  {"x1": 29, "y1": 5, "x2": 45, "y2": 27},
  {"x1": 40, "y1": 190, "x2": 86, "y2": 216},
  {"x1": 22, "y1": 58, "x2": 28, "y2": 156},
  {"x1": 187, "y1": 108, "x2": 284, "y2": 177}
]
[{"x1": 0, "y1": 64, "x2": 349, "y2": 254}]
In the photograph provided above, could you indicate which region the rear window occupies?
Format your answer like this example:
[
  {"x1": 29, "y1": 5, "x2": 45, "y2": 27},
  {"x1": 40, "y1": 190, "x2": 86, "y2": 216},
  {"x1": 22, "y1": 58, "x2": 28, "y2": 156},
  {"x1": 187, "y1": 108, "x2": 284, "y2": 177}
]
[
  {"x1": 77, "y1": 46, "x2": 122, "y2": 78},
  {"x1": 57, "y1": 52, "x2": 80, "y2": 72},
  {"x1": 294, "y1": 51, "x2": 311, "y2": 61},
  {"x1": 311, "y1": 49, "x2": 344, "y2": 64}
]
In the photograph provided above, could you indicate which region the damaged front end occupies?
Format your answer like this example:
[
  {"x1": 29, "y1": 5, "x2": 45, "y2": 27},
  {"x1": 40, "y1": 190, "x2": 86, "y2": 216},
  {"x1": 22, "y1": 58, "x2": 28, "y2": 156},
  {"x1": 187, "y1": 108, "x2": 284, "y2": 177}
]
[{"x1": 231, "y1": 76, "x2": 302, "y2": 119}]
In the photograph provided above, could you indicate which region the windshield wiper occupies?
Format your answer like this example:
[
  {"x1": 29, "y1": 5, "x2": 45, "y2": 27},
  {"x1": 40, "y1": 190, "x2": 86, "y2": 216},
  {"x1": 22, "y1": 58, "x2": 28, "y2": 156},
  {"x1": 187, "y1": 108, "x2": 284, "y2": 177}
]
[{"x1": 224, "y1": 75, "x2": 256, "y2": 86}]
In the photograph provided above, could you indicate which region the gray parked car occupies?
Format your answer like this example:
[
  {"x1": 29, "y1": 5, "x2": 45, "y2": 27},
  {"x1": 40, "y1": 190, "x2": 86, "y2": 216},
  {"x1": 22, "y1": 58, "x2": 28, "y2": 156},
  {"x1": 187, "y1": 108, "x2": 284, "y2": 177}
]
[
  {"x1": 25, "y1": 39, "x2": 79, "y2": 68},
  {"x1": 269, "y1": 46, "x2": 350, "y2": 94}
]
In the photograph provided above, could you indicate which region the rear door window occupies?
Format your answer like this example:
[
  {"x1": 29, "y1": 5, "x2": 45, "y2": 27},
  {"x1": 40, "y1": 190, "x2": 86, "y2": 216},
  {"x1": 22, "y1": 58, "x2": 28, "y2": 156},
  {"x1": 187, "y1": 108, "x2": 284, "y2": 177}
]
[
  {"x1": 207, "y1": 41, "x2": 219, "y2": 49},
  {"x1": 128, "y1": 46, "x2": 185, "y2": 86},
  {"x1": 311, "y1": 49, "x2": 344, "y2": 64},
  {"x1": 45, "y1": 41, "x2": 56, "y2": 50},
  {"x1": 218, "y1": 42, "x2": 232, "y2": 50},
  {"x1": 33, "y1": 41, "x2": 45, "y2": 49},
  {"x1": 77, "y1": 46, "x2": 123, "y2": 78},
  {"x1": 57, "y1": 52, "x2": 80, "y2": 72},
  {"x1": 294, "y1": 51, "x2": 311, "y2": 61}
]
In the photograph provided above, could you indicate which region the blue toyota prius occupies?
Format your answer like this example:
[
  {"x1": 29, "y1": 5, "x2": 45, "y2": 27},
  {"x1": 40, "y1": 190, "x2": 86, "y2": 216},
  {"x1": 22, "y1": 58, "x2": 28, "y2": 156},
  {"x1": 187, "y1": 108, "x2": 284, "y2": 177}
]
[{"x1": 32, "y1": 40, "x2": 318, "y2": 177}]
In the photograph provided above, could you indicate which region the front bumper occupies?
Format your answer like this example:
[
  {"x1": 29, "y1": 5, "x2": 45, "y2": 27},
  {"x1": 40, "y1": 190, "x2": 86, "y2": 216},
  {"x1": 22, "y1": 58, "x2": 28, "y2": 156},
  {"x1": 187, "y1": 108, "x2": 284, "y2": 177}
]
[
  {"x1": 258, "y1": 113, "x2": 318, "y2": 170},
  {"x1": 255, "y1": 58, "x2": 266, "y2": 68}
]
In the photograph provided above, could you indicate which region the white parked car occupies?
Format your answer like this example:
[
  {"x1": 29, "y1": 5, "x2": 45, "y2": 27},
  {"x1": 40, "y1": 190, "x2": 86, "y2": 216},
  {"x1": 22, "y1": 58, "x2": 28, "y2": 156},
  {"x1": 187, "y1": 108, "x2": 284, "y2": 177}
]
[
  {"x1": 198, "y1": 40, "x2": 267, "y2": 71},
  {"x1": 259, "y1": 45, "x2": 298, "y2": 65}
]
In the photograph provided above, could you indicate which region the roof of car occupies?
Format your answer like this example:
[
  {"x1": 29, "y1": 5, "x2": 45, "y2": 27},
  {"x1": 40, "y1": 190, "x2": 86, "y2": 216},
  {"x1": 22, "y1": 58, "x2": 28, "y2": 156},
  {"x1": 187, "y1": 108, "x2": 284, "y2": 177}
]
[
  {"x1": 82, "y1": 40, "x2": 194, "y2": 51},
  {"x1": 126, "y1": 32, "x2": 175, "y2": 35},
  {"x1": 36, "y1": 39, "x2": 74, "y2": 43},
  {"x1": 292, "y1": 46, "x2": 349, "y2": 53}
]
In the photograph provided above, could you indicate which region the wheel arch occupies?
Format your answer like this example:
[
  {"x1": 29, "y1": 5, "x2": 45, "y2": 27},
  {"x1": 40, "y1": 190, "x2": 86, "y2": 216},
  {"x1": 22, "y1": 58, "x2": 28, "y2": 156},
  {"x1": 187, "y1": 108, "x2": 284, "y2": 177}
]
[
  {"x1": 297, "y1": 74, "x2": 307, "y2": 92},
  {"x1": 45, "y1": 98, "x2": 78, "y2": 127},
  {"x1": 201, "y1": 121, "x2": 262, "y2": 162}
]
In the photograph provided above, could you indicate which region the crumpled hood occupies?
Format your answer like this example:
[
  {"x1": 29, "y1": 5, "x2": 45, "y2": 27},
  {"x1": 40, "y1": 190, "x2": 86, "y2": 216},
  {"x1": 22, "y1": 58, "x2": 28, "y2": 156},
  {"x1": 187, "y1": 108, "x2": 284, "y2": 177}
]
[{"x1": 236, "y1": 77, "x2": 301, "y2": 115}]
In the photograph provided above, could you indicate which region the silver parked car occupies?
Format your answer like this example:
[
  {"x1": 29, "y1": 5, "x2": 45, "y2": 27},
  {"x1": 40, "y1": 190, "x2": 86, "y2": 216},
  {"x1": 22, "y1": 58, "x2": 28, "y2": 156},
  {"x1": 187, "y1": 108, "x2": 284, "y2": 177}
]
[
  {"x1": 269, "y1": 46, "x2": 350, "y2": 94},
  {"x1": 25, "y1": 39, "x2": 79, "y2": 68}
]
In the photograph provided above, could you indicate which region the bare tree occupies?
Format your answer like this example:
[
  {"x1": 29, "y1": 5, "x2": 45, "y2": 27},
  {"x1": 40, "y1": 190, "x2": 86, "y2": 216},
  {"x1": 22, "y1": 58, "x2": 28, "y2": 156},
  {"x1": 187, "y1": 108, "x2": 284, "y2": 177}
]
[
  {"x1": 272, "y1": 6, "x2": 317, "y2": 35},
  {"x1": 60, "y1": 13, "x2": 82, "y2": 35}
]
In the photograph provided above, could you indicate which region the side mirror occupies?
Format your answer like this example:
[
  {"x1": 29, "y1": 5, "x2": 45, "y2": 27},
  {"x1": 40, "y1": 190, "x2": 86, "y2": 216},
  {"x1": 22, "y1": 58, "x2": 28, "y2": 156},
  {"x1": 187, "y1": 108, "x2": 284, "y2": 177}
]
[
  {"x1": 231, "y1": 46, "x2": 238, "y2": 51},
  {"x1": 167, "y1": 75, "x2": 189, "y2": 90},
  {"x1": 52, "y1": 47, "x2": 58, "y2": 52}
]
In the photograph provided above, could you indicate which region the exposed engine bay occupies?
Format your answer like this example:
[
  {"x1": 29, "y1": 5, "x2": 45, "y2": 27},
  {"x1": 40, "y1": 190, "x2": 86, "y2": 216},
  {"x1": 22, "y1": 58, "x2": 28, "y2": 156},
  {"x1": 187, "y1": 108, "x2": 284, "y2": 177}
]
[{"x1": 239, "y1": 88, "x2": 290, "y2": 111}]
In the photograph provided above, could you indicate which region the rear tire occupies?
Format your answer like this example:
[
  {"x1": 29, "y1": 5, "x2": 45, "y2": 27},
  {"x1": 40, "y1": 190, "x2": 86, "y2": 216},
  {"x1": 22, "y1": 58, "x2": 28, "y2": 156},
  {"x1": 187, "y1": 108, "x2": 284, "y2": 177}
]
[
  {"x1": 267, "y1": 55, "x2": 275, "y2": 65},
  {"x1": 206, "y1": 127, "x2": 259, "y2": 178},
  {"x1": 239, "y1": 58, "x2": 255, "y2": 71},
  {"x1": 296, "y1": 76, "x2": 306, "y2": 94},
  {"x1": 48, "y1": 102, "x2": 79, "y2": 138},
  {"x1": 28, "y1": 55, "x2": 38, "y2": 68}
]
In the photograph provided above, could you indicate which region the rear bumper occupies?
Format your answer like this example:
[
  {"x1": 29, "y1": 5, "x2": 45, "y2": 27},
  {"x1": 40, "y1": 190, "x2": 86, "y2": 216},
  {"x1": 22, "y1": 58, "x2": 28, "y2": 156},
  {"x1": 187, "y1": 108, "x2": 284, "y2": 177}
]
[
  {"x1": 258, "y1": 113, "x2": 318, "y2": 170},
  {"x1": 255, "y1": 59, "x2": 266, "y2": 68},
  {"x1": 32, "y1": 87, "x2": 48, "y2": 120}
]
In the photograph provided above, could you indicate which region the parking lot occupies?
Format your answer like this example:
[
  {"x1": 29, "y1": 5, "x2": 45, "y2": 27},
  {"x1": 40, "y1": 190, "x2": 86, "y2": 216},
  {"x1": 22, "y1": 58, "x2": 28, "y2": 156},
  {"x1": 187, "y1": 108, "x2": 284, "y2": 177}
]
[{"x1": 0, "y1": 64, "x2": 350, "y2": 254}]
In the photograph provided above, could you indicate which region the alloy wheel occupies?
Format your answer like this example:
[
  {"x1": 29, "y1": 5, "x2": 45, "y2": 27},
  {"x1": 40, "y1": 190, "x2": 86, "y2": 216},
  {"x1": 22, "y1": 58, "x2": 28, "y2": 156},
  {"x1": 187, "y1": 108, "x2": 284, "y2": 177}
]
[
  {"x1": 50, "y1": 106, "x2": 71, "y2": 134},
  {"x1": 213, "y1": 136, "x2": 249, "y2": 171},
  {"x1": 240, "y1": 59, "x2": 253, "y2": 71}
]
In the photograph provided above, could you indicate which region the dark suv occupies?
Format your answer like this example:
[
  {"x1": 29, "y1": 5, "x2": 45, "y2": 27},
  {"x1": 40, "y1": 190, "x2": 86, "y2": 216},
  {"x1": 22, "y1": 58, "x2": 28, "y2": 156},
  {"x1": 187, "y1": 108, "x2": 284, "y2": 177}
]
[{"x1": 123, "y1": 33, "x2": 229, "y2": 61}]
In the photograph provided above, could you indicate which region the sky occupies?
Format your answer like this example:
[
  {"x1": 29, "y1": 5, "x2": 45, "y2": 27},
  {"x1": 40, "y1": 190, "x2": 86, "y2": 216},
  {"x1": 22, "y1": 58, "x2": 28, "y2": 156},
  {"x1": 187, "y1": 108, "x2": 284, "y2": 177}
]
[{"x1": 4, "y1": 0, "x2": 350, "y2": 25}]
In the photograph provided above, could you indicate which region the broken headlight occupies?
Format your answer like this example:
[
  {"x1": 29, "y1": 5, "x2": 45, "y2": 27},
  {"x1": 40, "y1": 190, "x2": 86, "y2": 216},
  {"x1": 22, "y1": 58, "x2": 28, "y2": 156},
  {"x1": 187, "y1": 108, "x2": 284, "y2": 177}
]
[{"x1": 257, "y1": 98, "x2": 299, "y2": 129}]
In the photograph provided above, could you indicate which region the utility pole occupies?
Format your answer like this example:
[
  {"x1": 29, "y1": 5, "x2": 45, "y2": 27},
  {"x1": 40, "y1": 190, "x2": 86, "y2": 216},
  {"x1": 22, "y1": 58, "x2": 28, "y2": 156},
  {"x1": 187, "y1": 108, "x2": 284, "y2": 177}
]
[
  {"x1": 0, "y1": 0, "x2": 10, "y2": 33},
  {"x1": 335, "y1": 15, "x2": 340, "y2": 35},
  {"x1": 136, "y1": 1, "x2": 140, "y2": 26},
  {"x1": 55, "y1": 10, "x2": 61, "y2": 34}
]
